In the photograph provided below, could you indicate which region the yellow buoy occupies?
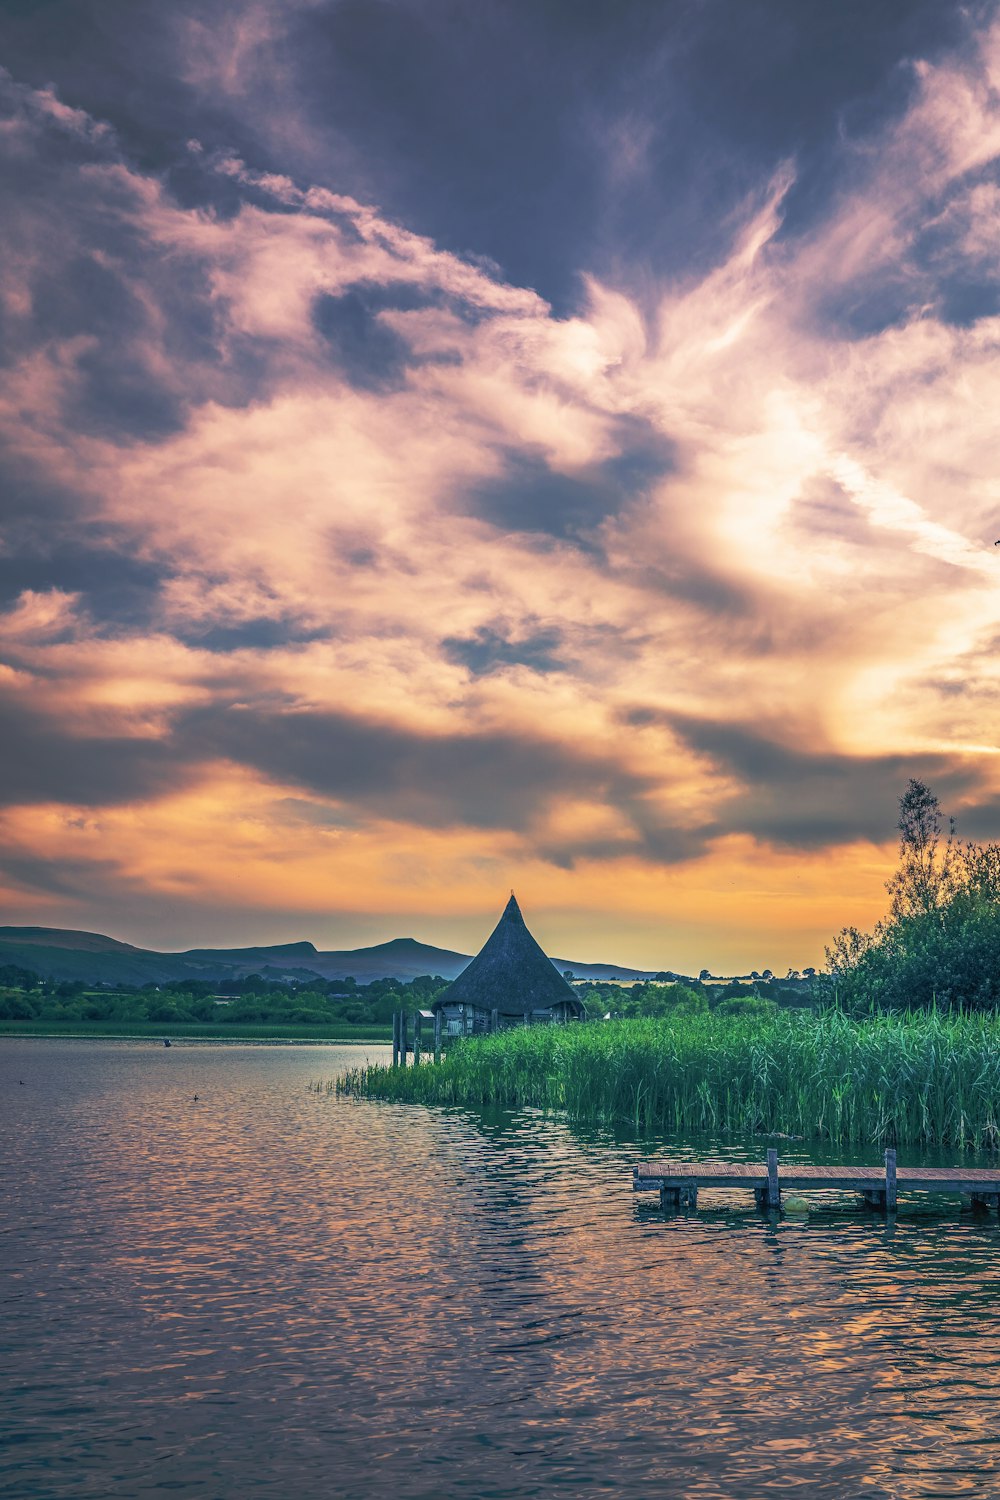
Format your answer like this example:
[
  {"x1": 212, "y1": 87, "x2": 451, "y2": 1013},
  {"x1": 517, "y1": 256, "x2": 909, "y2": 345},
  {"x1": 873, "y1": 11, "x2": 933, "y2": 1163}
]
[{"x1": 783, "y1": 1194, "x2": 811, "y2": 1214}]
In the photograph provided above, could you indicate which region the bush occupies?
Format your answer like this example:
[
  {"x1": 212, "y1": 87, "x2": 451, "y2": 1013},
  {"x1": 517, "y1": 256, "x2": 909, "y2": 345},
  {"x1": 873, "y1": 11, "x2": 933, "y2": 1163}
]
[
  {"x1": 713, "y1": 995, "x2": 777, "y2": 1018},
  {"x1": 0, "y1": 990, "x2": 40, "y2": 1020}
]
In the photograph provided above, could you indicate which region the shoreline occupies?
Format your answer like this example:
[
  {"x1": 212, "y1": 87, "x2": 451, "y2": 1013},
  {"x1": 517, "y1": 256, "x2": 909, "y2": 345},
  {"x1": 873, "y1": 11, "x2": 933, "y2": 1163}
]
[{"x1": 0, "y1": 1027, "x2": 392, "y2": 1045}]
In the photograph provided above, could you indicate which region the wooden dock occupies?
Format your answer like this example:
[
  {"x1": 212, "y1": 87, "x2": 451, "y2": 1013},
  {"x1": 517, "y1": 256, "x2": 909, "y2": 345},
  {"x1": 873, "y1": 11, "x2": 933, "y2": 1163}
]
[{"x1": 633, "y1": 1148, "x2": 1000, "y2": 1214}]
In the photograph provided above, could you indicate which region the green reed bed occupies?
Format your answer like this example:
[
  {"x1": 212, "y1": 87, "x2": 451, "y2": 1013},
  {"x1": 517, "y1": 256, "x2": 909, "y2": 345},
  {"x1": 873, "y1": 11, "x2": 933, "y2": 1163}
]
[{"x1": 335, "y1": 1010, "x2": 1000, "y2": 1147}]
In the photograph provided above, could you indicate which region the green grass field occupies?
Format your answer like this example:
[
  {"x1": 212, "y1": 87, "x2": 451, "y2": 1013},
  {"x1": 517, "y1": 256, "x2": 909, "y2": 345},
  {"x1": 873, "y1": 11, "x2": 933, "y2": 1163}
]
[
  {"x1": 0, "y1": 1019, "x2": 393, "y2": 1042},
  {"x1": 335, "y1": 1010, "x2": 1000, "y2": 1147}
]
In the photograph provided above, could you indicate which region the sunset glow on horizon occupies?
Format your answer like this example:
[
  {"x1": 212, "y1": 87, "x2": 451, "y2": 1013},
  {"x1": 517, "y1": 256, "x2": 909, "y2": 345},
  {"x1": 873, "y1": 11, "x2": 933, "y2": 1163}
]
[{"x1": 2, "y1": 2, "x2": 1000, "y2": 972}]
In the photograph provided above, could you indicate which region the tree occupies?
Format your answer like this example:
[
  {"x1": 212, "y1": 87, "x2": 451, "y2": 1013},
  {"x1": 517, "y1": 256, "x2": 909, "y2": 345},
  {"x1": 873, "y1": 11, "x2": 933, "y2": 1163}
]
[
  {"x1": 886, "y1": 778, "x2": 958, "y2": 920},
  {"x1": 825, "y1": 780, "x2": 1000, "y2": 1012}
]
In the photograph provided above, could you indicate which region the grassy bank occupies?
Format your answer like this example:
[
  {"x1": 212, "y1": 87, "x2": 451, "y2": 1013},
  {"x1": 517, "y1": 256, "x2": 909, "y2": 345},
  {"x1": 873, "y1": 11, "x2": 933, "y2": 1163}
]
[
  {"x1": 336, "y1": 1010, "x2": 1000, "y2": 1147},
  {"x1": 0, "y1": 1019, "x2": 392, "y2": 1042}
]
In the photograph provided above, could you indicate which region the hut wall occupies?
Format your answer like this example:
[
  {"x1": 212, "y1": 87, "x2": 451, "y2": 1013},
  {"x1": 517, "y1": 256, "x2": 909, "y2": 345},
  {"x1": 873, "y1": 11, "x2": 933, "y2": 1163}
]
[
  {"x1": 440, "y1": 1002, "x2": 491, "y2": 1037},
  {"x1": 436, "y1": 994, "x2": 585, "y2": 1035}
]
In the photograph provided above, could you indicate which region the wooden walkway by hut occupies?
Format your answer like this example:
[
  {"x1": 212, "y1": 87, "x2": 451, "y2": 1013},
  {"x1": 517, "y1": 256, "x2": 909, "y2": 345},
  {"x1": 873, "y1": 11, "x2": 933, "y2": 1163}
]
[{"x1": 633, "y1": 1149, "x2": 1000, "y2": 1215}]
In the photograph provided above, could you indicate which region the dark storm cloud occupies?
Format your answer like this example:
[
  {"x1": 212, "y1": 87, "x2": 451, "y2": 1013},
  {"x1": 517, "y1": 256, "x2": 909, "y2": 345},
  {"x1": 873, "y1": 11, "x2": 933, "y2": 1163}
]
[
  {"x1": 0, "y1": 1, "x2": 966, "y2": 317},
  {"x1": 0, "y1": 850, "x2": 124, "y2": 900},
  {"x1": 171, "y1": 703, "x2": 722, "y2": 869},
  {"x1": 0, "y1": 72, "x2": 283, "y2": 442},
  {"x1": 536, "y1": 821, "x2": 710, "y2": 871},
  {"x1": 312, "y1": 289, "x2": 416, "y2": 392},
  {"x1": 441, "y1": 625, "x2": 566, "y2": 676},
  {"x1": 806, "y1": 203, "x2": 1000, "y2": 341},
  {"x1": 66, "y1": 348, "x2": 188, "y2": 444},
  {"x1": 950, "y1": 798, "x2": 1000, "y2": 842},
  {"x1": 0, "y1": 521, "x2": 166, "y2": 630},
  {"x1": 934, "y1": 279, "x2": 1000, "y2": 327},
  {"x1": 173, "y1": 703, "x2": 655, "y2": 833},
  {"x1": 0, "y1": 686, "x2": 713, "y2": 867},
  {"x1": 460, "y1": 452, "x2": 619, "y2": 538},
  {"x1": 175, "y1": 619, "x2": 331, "y2": 653},
  {"x1": 809, "y1": 270, "x2": 918, "y2": 341},
  {"x1": 313, "y1": 279, "x2": 468, "y2": 389},
  {"x1": 0, "y1": 2, "x2": 270, "y2": 192},
  {"x1": 665, "y1": 713, "x2": 982, "y2": 848},
  {"x1": 0, "y1": 700, "x2": 194, "y2": 808},
  {"x1": 283, "y1": 0, "x2": 966, "y2": 310},
  {"x1": 908, "y1": 204, "x2": 1000, "y2": 328},
  {"x1": 459, "y1": 424, "x2": 674, "y2": 541},
  {"x1": 338, "y1": 280, "x2": 446, "y2": 316},
  {"x1": 634, "y1": 558, "x2": 758, "y2": 620},
  {"x1": 0, "y1": 452, "x2": 171, "y2": 636},
  {"x1": 0, "y1": 453, "x2": 87, "y2": 537}
]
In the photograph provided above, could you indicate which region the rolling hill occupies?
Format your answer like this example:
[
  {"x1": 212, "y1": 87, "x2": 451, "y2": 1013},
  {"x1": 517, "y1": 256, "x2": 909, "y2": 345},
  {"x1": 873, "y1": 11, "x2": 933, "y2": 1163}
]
[{"x1": 0, "y1": 927, "x2": 661, "y2": 987}]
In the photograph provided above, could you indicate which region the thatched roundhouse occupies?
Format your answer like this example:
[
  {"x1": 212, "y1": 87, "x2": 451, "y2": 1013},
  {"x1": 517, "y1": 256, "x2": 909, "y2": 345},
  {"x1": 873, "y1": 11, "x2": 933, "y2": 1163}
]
[{"x1": 432, "y1": 894, "x2": 585, "y2": 1036}]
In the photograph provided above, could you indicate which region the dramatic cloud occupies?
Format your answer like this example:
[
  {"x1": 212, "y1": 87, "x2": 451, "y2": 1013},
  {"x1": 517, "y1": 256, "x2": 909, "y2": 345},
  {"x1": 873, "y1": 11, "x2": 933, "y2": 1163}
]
[{"x1": 1, "y1": 4, "x2": 999, "y2": 968}]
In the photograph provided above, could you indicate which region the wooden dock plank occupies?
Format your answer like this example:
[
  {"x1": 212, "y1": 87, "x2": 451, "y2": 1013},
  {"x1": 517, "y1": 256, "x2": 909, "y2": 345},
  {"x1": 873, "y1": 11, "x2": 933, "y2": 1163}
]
[
  {"x1": 633, "y1": 1157, "x2": 1000, "y2": 1198},
  {"x1": 636, "y1": 1161, "x2": 1000, "y2": 1181}
]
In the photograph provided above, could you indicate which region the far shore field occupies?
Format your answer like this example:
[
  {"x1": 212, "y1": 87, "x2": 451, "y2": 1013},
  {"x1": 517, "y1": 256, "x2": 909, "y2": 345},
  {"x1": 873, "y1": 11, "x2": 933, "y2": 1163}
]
[{"x1": 0, "y1": 1020, "x2": 393, "y2": 1043}]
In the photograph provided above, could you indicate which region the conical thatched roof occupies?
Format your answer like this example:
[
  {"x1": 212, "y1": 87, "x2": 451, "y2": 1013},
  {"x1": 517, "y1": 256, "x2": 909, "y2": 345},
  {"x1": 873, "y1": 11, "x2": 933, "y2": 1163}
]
[{"x1": 434, "y1": 894, "x2": 584, "y2": 1016}]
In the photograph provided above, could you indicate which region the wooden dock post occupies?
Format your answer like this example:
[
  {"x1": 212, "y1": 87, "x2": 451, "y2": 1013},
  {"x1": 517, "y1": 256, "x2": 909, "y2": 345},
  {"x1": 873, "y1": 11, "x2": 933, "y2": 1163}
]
[
  {"x1": 660, "y1": 1183, "x2": 698, "y2": 1212},
  {"x1": 885, "y1": 1148, "x2": 897, "y2": 1213},
  {"x1": 490, "y1": 1007, "x2": 499, "y2": 1034},
  {"x1": 400, "y1": 1011, "x2": 408, "y2": 1066},
  {"x1": 434, "y1": 1009, "x2": 442, "y2": 1063},
  {"x1": 392, "y1": 1010, "x2": 400, "y2": 1067},
  {"x1": 767, "y1": 1148, "x2": 780, "y2": 1210},
  {"x1": 413, "y1": 1011, "x2": 422, "y2": 1065}
]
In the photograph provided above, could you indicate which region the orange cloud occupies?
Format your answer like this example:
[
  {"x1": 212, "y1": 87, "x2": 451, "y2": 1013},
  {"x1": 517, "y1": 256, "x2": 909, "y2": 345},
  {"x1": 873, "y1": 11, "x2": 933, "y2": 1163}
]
[{"x1": 2, "y1": 21, "x2": 1000, "y2": 968}]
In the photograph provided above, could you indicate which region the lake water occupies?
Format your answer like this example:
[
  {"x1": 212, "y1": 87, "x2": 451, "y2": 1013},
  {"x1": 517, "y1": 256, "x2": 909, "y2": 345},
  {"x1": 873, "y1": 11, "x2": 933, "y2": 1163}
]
[{"x1": 4, "y1": 1039, "x2": 1000, "y2": 1499}]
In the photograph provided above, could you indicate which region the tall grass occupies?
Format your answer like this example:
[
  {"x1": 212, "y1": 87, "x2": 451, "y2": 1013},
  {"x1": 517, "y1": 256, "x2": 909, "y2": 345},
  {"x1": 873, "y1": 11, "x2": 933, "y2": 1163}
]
[{"x1": 336, "y1": 1010, "x2": 1000, "y2": 1147}]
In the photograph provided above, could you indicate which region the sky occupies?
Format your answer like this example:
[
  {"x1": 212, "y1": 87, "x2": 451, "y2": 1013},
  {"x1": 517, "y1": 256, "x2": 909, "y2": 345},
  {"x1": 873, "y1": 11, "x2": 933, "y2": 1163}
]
[{"x1": 1, "y1": 0, "x2": 1000, "y2": 973}]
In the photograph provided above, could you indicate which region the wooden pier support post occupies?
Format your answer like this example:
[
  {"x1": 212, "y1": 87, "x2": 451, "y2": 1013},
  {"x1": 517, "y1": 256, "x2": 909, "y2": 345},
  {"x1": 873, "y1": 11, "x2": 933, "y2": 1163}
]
[
  {"x1": 400, "y1": 1011, "x2": 408, "y2": 1066},
  {"x1": 413, "y1": 1011, "x2": 422, "y2": 1065},
  {"x1": 490, "y1": 1008, "x2": 499, "y2": 1034},
  {"x1": 767, "y1": 1148, "x2": 780, "y2": 1211},
  {"x1": 434, "y1": 1009, "x2": 442, "y2": 1063},
  {"x1": 885, "y1": 1148, "x2": 897, "y2": 1213},
  {"x1": 392, "y1": 1010, "x2": 400, "y2": 1067},
  {"x1": 658, "y1": 1184, "x2": 698, "y2": 1212}
]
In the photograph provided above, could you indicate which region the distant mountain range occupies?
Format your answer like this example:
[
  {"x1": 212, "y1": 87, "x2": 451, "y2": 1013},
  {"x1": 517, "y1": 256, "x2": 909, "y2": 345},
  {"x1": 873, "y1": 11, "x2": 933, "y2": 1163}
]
[{"x1": 0, "y1": 927, "x2": 663, "y2": 987}]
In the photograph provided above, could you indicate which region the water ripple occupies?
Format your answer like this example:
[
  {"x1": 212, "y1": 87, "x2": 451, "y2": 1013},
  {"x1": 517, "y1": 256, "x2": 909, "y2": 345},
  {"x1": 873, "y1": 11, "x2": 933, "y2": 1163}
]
[{"x1": 3, "y1": 1040, "x2": 1000, "y2": 1498}]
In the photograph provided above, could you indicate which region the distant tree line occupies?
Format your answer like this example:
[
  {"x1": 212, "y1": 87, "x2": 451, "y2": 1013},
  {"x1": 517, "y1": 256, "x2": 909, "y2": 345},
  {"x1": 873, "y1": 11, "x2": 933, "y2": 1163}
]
[
  {"x1": 0, "y1": 971, "x2": 447, "y2": 1025},
  {"x1": 573, "y1": 974, "x2": 816, "y2": 1021},
  {"x1": 0, "y1": 964, "x2": 820, "y2": 1026}
]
